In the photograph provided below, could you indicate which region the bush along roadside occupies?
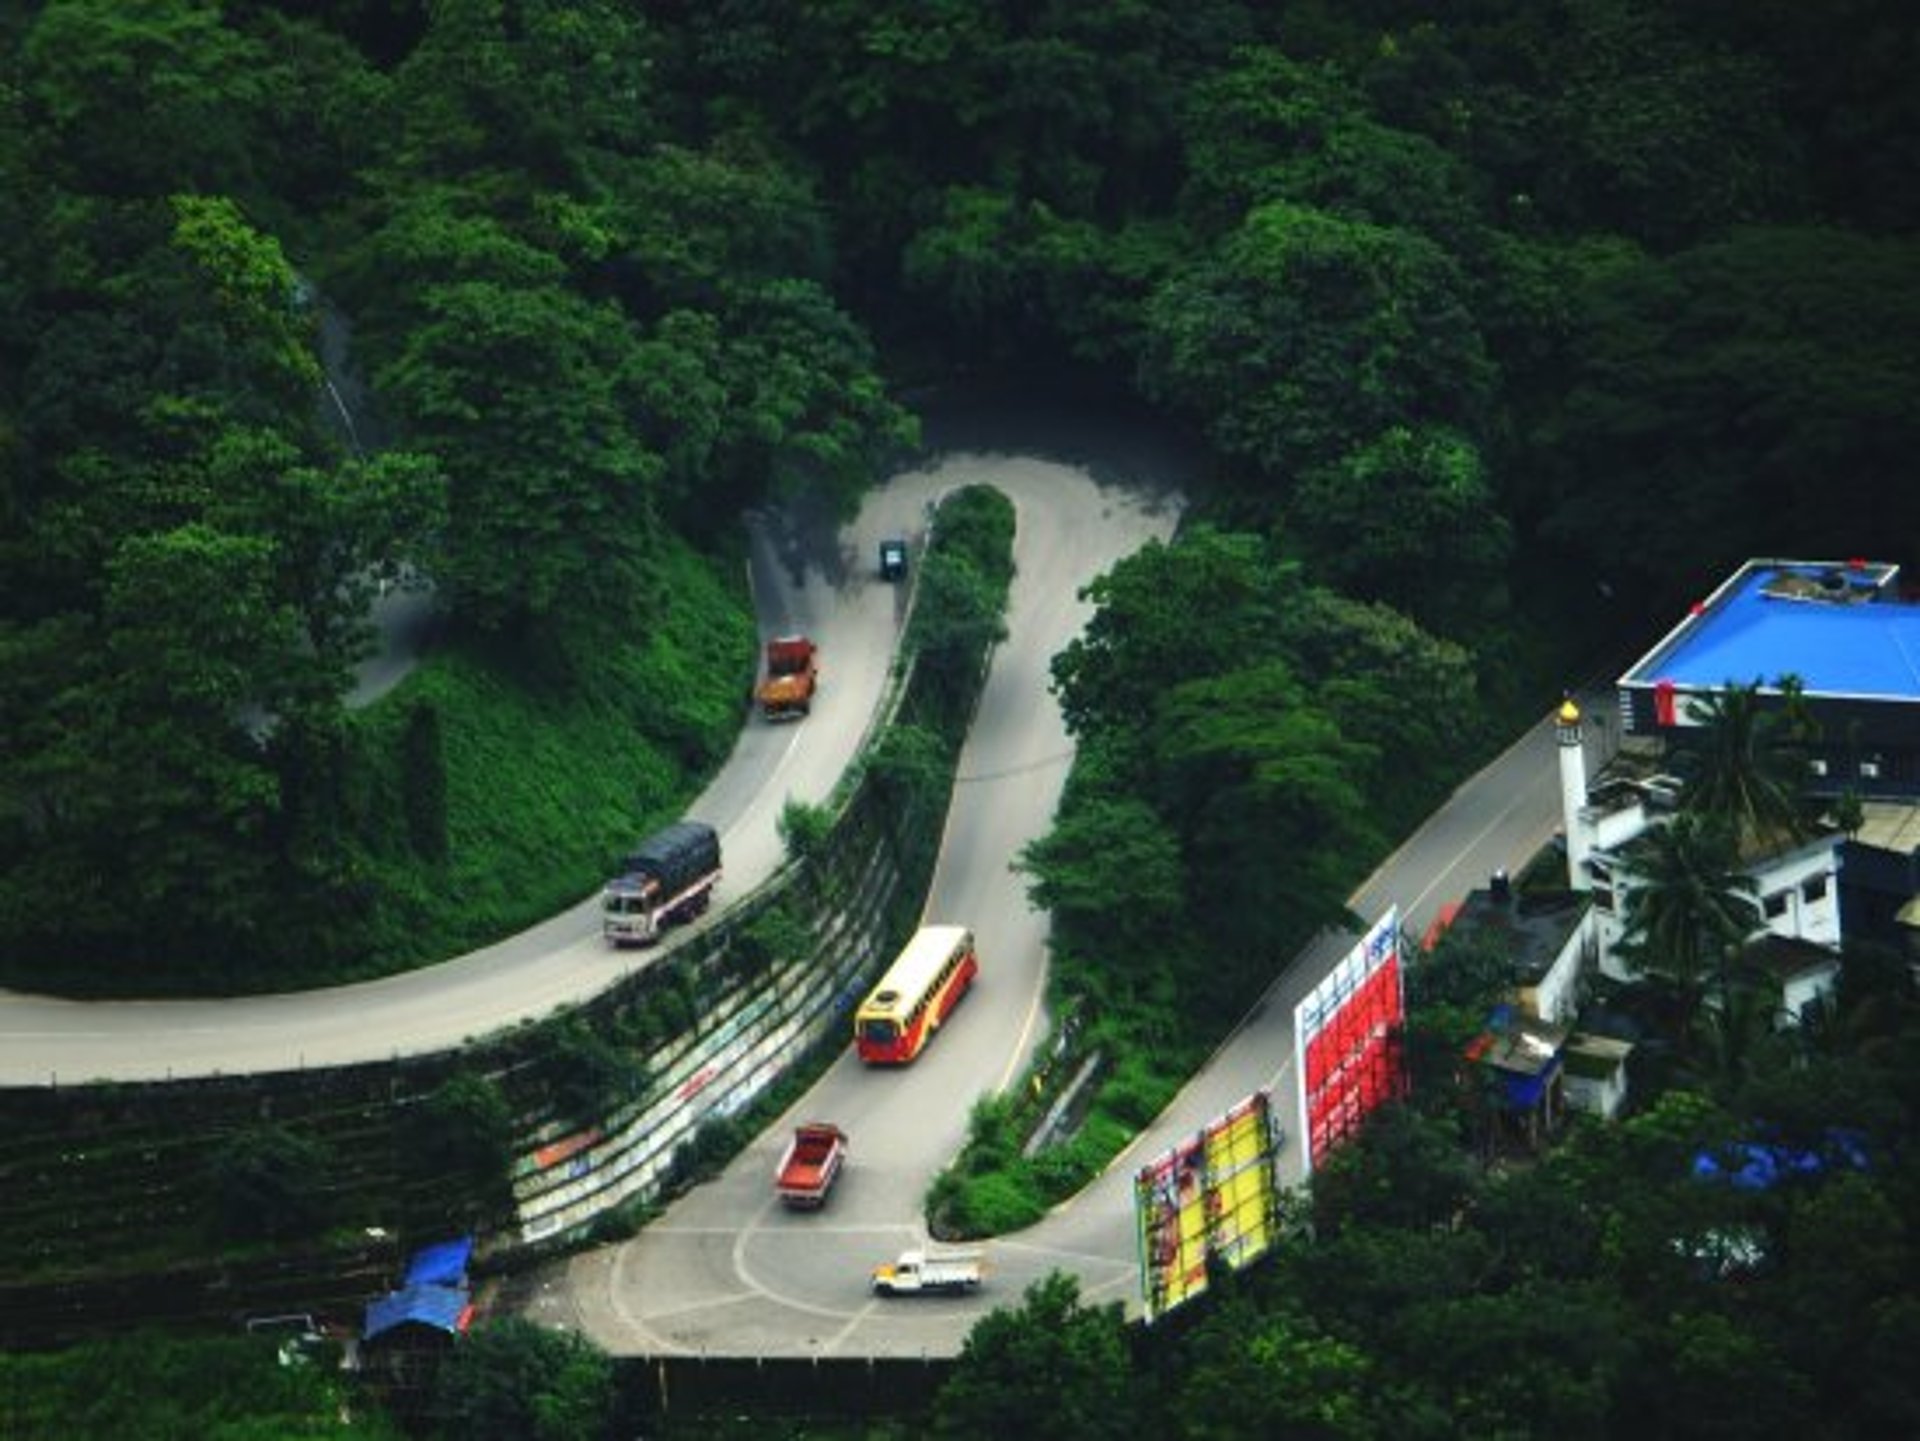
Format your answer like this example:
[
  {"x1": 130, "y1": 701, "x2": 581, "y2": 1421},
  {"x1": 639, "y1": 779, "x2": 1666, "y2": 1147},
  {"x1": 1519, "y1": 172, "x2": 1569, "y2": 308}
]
[{"x1": 930, "y1": 529, "x2": 1495, "y2": 1239}]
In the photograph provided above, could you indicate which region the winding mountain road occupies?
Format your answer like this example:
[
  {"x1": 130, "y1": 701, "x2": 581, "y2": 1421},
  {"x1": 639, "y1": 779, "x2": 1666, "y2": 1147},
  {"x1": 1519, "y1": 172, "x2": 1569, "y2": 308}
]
[
  {"x1": 0, "y1": 417, "x2": 1608, "y2": 1358},
  {"x1": 0, "y1": 463, "x2": 954, "y2": 1086},
  {"x1": 530, "y1": 450, "x2": 1614, "y2": 1355}
]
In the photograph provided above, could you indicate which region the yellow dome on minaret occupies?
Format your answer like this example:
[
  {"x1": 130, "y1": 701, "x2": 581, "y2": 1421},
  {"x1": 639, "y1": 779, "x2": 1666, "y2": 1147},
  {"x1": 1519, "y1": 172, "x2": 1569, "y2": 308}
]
[{"x1": 1557, "y1": 698, "x2": 1581, "y2": 725}]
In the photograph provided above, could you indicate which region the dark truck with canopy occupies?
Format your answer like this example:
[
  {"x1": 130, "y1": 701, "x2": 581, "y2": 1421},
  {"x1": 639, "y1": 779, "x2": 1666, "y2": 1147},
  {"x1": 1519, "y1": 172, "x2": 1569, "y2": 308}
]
[{"x1": 601, "y1": 821, "x2": 721, "y2": 946}]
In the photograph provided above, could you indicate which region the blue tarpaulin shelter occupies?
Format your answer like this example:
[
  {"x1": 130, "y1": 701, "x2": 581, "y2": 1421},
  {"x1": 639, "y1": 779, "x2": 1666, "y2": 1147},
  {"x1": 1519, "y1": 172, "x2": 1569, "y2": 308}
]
[
  {"x1": 1497, "y1": 1061, "x2": 1559, "y2": 1111},
  {"x1": 1691, "y1": 1132, "x2": 1870, "y2": 1190},
  {"x1": 402, "y1": 1235, "x2": 473, "y2": 1289},
  {"x1": 363, "y1": 1282, "x2": 473, "y2": 1342},
  {"x1": 1692, "y1": 1144, "x2": 1821, "y2": 1190},
  {"x1": 362, "y1": 1234, "x2": 477, "y2": 1344}
]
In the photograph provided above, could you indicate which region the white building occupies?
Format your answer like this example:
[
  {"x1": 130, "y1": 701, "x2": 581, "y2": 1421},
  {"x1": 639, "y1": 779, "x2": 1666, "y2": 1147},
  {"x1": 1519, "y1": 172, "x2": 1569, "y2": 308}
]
[
  {"x1": 1555, "y1": 700, "x2": 1844, "y2": 994},
  {"x1": 1745, "y1": 935, "x2": 1843, "y2": 1028},
  {"x1": 1561, "y1": 1033, "x2": 1634, "y2": 1120}
]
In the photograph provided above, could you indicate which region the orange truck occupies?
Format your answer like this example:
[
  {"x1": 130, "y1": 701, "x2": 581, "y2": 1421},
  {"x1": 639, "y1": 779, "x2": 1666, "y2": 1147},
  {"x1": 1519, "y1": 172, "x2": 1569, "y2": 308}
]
[
  {"x1": 774, "y1": 1122, "x2": 847, "y2": 1209},
  {"x1": 755, "y1": 635, "x2": 819, "y2": 719}
]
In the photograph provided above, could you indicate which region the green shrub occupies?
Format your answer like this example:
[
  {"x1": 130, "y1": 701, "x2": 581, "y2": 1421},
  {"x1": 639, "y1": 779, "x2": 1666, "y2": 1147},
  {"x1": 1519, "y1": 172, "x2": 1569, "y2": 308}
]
[
  {"x1": 426, "y1": 1315, "x2": 615, "y2": 1441},
  {"x1": 402, "y1": 1072, "x2": 515, "y2": 1224},
  {"x1": 206, "y1": 1124, "x2": 335, "y2": 1243},
  {"x1": 544, "y1": 1019, "x2": 650, "y2": 1127},
  {"x1": 942, "y1": 1170, "x2": 1046, "y2": 1238},
  {"x1": 1095, "y1": 1053, "x2": 1179, "y2": 1131},
  {"x1": 1029, "y1": 1142, "x2": 1097, "y2": 1200},
  {"x1": 400, "y1": 699, "x2": 449, "y2": 863},
  {"x1": 778, "y1": 798, "x2": 833, "y2": 861},
  {"x1": 0, "y1": 1332, "x2": 401, "y2": 1441},
  {"x1": 730, "y1": 903, "x2": 811, "y2": 981},
  {"x1": 959, "y1": 1093, "x2": 1025, "y2": 1173},
  {"x1": 665, "y1": 1116, "x2": 746, "y2": 1192},
  {"x1": 929, "y1": 484, "x2": 1018, "y2": 590}
]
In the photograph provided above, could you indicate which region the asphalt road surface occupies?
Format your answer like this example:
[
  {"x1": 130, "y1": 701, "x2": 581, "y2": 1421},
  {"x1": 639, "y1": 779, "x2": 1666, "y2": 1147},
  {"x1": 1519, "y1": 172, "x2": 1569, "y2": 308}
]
[
  {"x1": 0, "y1": 437, "x2": 1610, "y2": 1359},
  {"x1": 0, "y1": 460, "x2": 1015, "y2": 1086},
  {"x1": 529, "y1": 456, "x2": 1617, "y2": 1356}
]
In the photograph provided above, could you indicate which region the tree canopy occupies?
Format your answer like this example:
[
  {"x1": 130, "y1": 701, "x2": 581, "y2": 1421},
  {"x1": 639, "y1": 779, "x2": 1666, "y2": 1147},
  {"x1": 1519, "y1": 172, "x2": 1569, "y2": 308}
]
[
  {"x1": 5, "y1": 0, "x2": 1914, "y2": 985},
  {"x1": 3, "y1": 0, "x2": 1917, "y2": 1433}
]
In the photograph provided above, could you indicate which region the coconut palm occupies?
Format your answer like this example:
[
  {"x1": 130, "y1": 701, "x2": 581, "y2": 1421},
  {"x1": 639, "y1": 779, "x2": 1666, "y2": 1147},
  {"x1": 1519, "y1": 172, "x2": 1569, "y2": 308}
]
[
  {"x1": 1680, "y1": 678, "x2": 1813, "y2": 851},
  {"x1": 1687, "y1": 964, "x2": 1802, "y2": 1095},
  {"x1": 1618, "y1": 811, "x2": 1762, "y2": 1055}
]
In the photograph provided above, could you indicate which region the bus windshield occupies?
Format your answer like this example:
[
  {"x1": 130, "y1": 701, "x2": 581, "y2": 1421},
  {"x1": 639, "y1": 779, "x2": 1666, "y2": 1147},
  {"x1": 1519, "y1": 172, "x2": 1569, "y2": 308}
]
[{"x1": 858, "y1": 1019, "x2": 898, "y2": 1048}]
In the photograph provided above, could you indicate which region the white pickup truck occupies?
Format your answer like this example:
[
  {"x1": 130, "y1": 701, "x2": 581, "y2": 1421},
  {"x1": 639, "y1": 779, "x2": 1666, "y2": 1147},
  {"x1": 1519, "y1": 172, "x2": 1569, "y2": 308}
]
[{"x1": 870, "y1": 1246, "x2": 985, "y2": 1297}]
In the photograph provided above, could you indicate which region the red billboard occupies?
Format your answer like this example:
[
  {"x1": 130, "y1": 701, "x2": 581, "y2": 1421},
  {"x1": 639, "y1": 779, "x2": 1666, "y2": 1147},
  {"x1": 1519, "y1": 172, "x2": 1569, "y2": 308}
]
[{"x1": 1294, "y1": 908, "x2": 1406, "y2": 1173}]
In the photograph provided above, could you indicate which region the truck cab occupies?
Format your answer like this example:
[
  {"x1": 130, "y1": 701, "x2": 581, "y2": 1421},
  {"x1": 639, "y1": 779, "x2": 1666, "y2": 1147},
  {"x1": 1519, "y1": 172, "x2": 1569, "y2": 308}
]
[{"x1": 870, "y1": 1246, "x2": 984, "y2": 1296}]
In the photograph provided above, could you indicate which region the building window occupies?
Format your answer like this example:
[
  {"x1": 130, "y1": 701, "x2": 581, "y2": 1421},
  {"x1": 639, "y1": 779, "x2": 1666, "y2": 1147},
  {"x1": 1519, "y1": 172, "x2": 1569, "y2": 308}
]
[
  {"x1": 1592, "y1": 886, "x2": 1614, "y2": 913},
  {"x1": 1763, "y1": 893, "x2": 1789, "y2": 920},
  {"x1": 1808, "y1": 757, "x2": 1829, "y2": 778},
  {"x1": 1801, "y1": 876, "x2": 1828, "y2": 904},
  {"x1": 1860, "y1": 756, "x2": 1883, "y2": 779}
]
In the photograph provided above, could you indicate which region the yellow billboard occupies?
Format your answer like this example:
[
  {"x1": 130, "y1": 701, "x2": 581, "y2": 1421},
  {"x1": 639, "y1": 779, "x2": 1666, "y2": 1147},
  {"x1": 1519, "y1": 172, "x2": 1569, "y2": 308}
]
[{"x1": 1135, "y1": 1091, "x2": 1283, "y2": 1321}]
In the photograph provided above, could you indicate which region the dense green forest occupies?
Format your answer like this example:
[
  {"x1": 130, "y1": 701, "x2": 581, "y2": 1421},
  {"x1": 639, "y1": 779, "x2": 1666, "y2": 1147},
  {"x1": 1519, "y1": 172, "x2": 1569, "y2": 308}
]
[
  {"x1": 3, "y1": 0, "x2": 1918, "y2": 1436},
  {"x1": 4, "y1": 0, "x2": 1918, "y2": 991}
]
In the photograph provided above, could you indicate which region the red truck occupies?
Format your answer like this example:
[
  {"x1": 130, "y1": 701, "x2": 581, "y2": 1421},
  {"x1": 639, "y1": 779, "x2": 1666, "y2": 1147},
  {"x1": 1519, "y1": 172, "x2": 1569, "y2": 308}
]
[
  {"x1": 755, "y1": 635, "x2": 819, "y2": 719},
  {"x1": 774, "y1": 1122, "x2": 847, "y2": 1209}
]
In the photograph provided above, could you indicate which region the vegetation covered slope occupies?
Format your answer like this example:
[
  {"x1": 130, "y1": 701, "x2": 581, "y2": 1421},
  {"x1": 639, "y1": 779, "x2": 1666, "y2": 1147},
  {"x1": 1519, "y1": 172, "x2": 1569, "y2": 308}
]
[
  {"x1": 2, "y1": 2, "x2": 1917, "y2": 1433},
  {"x1": 5, "y1": 1, "x2": 1916, "y2": 995},
  {"x1": 0, "y1": 1, "x2": 915, "y2": 991}
]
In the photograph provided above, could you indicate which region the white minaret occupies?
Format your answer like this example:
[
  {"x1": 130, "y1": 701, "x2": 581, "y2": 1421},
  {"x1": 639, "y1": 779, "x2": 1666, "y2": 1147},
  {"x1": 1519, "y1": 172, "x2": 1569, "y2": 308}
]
[{"x1": 1556, "y1": 697, "x2": 1591, "y2": 891}]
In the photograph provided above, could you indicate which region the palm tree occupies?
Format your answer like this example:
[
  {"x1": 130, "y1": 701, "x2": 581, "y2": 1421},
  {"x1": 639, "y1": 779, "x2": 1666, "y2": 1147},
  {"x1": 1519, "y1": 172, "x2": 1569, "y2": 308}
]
[
  {"x1": 1680, "y1": 678, "x2": 1813, "y2": 851},
  {"x1": 1687, "y1": 965, "x2": 1801, "y2": 1096},
  {"x1": 1618, "y1": 811, "x2": 1762, "y2": 1056}
]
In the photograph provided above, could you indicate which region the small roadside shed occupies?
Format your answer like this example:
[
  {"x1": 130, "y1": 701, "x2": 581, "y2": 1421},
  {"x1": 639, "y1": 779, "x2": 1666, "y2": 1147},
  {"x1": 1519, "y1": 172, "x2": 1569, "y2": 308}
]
[
  {"x1": 1561, "y1": 1033, "x2": 1634, "y2": 1120},
  {"x1": 359, "y1": 1235, "x2": 477, "y2": 1409},
  {"x1": 362, "y1": 1282, "x2": 473, "y2": 1344},
  {"x1": 1467, "y1": 1013, "x2": 1570, "y2": 1152}
]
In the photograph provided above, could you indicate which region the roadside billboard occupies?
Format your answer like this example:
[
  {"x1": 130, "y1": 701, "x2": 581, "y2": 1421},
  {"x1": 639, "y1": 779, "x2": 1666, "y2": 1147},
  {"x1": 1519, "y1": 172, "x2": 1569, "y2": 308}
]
[
  {"x1": 1135, "y1": 1090, "x2": 1283, "y2": 1322},
  {"x1": 1294, "y1": 907, "x2": 1406, "y2": 1174}
]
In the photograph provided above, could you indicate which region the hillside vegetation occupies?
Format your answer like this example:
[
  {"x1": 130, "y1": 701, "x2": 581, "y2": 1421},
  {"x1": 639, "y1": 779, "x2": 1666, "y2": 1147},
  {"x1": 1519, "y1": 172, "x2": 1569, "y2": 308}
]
[
  {"x1": 2, "y1": 3, "x2": 1916, "y2": 1435},
  {"x1": 5, "y1": 1, "x2": 1917, "y2": 996}
]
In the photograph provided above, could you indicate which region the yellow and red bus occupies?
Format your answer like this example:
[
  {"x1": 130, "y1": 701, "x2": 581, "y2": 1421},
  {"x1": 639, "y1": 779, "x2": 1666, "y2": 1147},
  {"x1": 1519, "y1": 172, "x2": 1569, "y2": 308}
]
[{"x1": 854, "y1": 924, "x2": 978, "y2": 1065}]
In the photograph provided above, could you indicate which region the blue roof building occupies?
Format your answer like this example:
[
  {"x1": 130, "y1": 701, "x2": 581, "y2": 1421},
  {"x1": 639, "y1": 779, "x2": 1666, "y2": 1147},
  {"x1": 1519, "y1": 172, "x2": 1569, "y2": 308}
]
[
  {"x1": 1618, "y1": 557, "x2": 1920, "y2": 799},
  {"x1": 1616, "y1": 557, "x2": 1920, "y2": 955}
]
